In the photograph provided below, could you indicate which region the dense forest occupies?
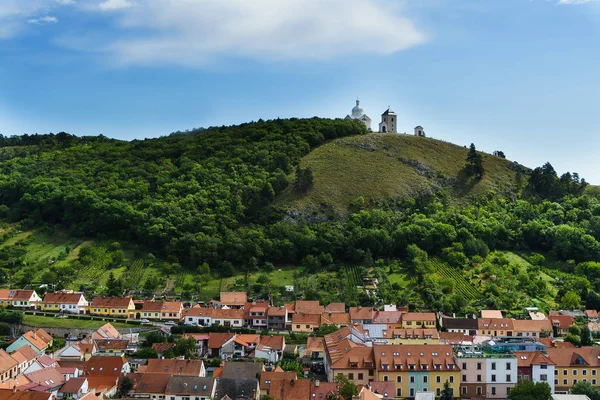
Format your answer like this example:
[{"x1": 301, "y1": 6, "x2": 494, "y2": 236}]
[{"x1": 0, "y1": 118, "x2": 599, "y2": 313}]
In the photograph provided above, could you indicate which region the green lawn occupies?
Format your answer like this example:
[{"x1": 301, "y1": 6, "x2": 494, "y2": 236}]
[
  {"x1": 23, "y1": 314, "x2": 134, "y2": 329},
  {"x1": 387, "y1": 273, "x2": 411, "y2": 287}
]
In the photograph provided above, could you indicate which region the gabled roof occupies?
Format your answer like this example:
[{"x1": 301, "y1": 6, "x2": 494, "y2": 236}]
[
  {"x1": 441, "y1": 316, "x2": 478, "y2": 330},
  {"x1": 11, "y1": 345, "x2": 38, "y2": 363},
  {"x1": 207, "y1": 333, "x2": 235, "y2": 349},
  {"x1": 267, "y1": 306, "x2": 287, "y2": 317},
  {"x1": 165, "y1": 376, "x2": 214, "y2": 396},
  {"x1": 402, "y1": 312, "x2": 436, "y2": 321},
  {"x1": 292, "y1": 313, "x2": 321, "y2": 325},
  {"x1": 305, "y1": 337, "x2": 325, "y2": 354},
  {"x1": 311, "y1": 382, "x2": 337, "y2": 400},
  {"x1": 481, "y1": 310, "x2": 503, "y2": 318},
  {"x1": 268, "y1": 379, "x2": 311, "y2": 400},
  {"x1": 478, "y1": 318, "x2": 514, "y2": 330},
  {"x1": 515, "y1": 351, "x2": 555, "y2": 367},
  {"x1": 141, "y1": 301, "x2": 183, "y2": 312},
  {"x1": 185, "y1": 306, "x2": 214, "y2": 318},
  {"x1": 90, "y1": 297, "x2": 132, "y2": 308},
  {"x1": 94, "y1": 339, "x2": 129, "y2": 351},
  {"x1": 58, "y1": 377, "x2": 87, "y2": 394},
  {"x1": 257, "y1": 335, "x2": 285, "y2": 352},
  {"x1": 151, "y1": 342, "x2": 175, "y2": 353},
  {"x1": 323, "y1": 303, "x2": 346, "y2": 313},
  {"x1": 144, "y1": 359, "x2": 204, "y2": 376},
  {"x1": 0, "y1": 350, "x2": 18, "y2": 374},
  {"x1": 372, "y1": 311, "x2": 403, "y2": 324},
  {"x1": 219, "y1": 292, "x2": 247, "y2": 307},
  {"x1": 0, "y1": 291, "x2": 12, "y2": 301},
  {"x1": 369, "y1": 381, "x2": 395, "y2": 397},
  {"x1": 221, "y1": 361, "x2": 263, "y2": 380},
  {"x1": 93, "y1": 323, "x2": 120, "y2": 339},
  {"x1": 84, "y1": 356, "x2": 127, "y2": 376},
  {"x1": 22, "y1": 330, "x2": 52, "y2": 351},
  {"x1": 512, "y1": 319, "x2": 553, "y2": 332},
  {"x1": 11, "y1": 290, "x2": 36, "y2": 301},
  {"x1": 549, "y1": 315, "x2": 575, "y2": 329},
  {"x1": 131, "y1": 373, "x2": 171, "y2": 394},
  {"x1": 212, "y1": 308, "x2": 244, "y2": 320},
  {"x1": 25, "y1": 367, "x2": 65, "y2": 387},
  {"x1": 295, "y1": 300, "x2": 323, "y2": 315},
  {"x1": 585, "y1": 309, "x2": 599, "y2": 319},
  {"x1": 86, "y1": 376, "x2": 118, "y2": 392},
  {"x1": 42, "y1": 292, "x2": 85, "y2": 304},
  {"x1": 320, "y1": 312, "x2": 351, "y2": 326},
  {"x1": 330, "y1": 347, "x2": 374, "y2": 370},
  {"x1": 373, "y1": 344, "x2": 456, "y2": 372},
  {"x1": 259, "y1": 371, "x2": 296, "y2": 390},
  {"x1": 547, "y1": 347, "x2": 600, "y2": 367},
  {"x1": 349, "y1": 307, "x2": 373, "y2": 321},
  {"x1": 214, "y1": 378, "x2": 258, "y2": 400},
  {"x1": 0, "y1": 389, "x2": 52, "y2": 400}
]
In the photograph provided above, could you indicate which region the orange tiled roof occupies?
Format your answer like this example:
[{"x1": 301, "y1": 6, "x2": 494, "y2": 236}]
[
  {"x1": 547, "y1": 347, "x2": 600, "y2": 367},
  {"x1": 90, "y1": 297, "x2": 132, "y2": 308},
  {"x1": 84, "y1": 356, "x2": 127, "y2": 376},
  {"x1": 12, "y1": 345, "x2": 38, "y2": 363},
  {"x1": 259, "y1": 371, "x2": 296, "y2": 390},
  {"x1": 349, "y1": 307, "x2": 373, "y2": 321},
  {"x1": 184, "y1": 306, "x2": 214, "y2": 317},
  {"x1": 207, "y1": 333, "x2": 235, "y2": 349},
  {"x1": 320, "y1": 312, "x2": 350, "y2": 326},
  {"x1": 0, "y1": 350, "x2": 18, "y2": 374},
  {"x1": 373, "y1": 344, "x2": 457, "y2": 372},
  {"x1": 402, "y1": 312, "x2": 436, "y2": 321},
  {"x1": 292, "y1": 313, "x2": 321, "y2": 325},
  {"x1": 585, "y1": 309, "x2": 599, "y2": 319},
  {"x1": 549, "y1": 315, "x2": 575, "y2": 329},
  {"x1": 478, "y1": 318, "x2": 514, "y2": 331},
  {"x1": 212, "y1": 308, "x2": 244, "y2": 320},
  {"x1": 219, "y1": 292, "x2": 247, "y2": 306},
  {"x1": 305, "y1": 337, "x2": 325, "y2": 353},
  {"x1": 42, "y1": 292, "x2": 84, "y2": 304},
  {"x1": 295, "y1": 300, "x2": 323, "y2": 315},
  {"x1": 381, "y1": 328, "x2": 439, "y2": 340},
  {"x1": 10, "y1": 291, "x2": 36, "y2": 301},
  {"x1": 512, "y1": 319, "x2": 553, "y2": 332},
  {"x1": 258, "y1": 335, "x2": 285, "y2": 351},
  {"x1": 141, "y1": 301, "x2": 182, "y2": 312},
  {"x1": 330, "y1": 347, "x2": 374, "y2": 370},
  {"x1": 268, "y1": 379, "x2": 311, "y2": 400},
  {"x1": 0, "y1": 389, "x2": 52, "y2": 400},
  {"x1": 267, "y1": 306, "x2": 287, "y2": 317},
  {"x1": 515, "y1": 351, "x2": 555, "y2": 367},
  {"x1": 151, "y1": 343, "x2": 175, "y2": 353},
  {"x1": 323, "y1": 303, "x2": 346, "y2": 313},
  {"x1": 481, "y1": 310, "x2": 503, "y2": 318}
]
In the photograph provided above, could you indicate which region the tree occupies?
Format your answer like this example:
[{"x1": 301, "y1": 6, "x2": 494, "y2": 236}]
[
  {"x1": 571, "y1": 381, "x2": 600, "y2": 400},
  {"x1": 465, "y1": 143, "x2": 485, "y2": 178},
  {"x1": 439, "y1": 380, "x2": 454, "y2": 400},
  {"x1": 333, "y1": 375, "x2": 358, "y2": 400},
  {"x1": 119, "y1": 376, "x2": 133, "y2": 396},
  {"x1": 508, "y1": 380, "x2": 551, "y2": 400},
  {"x1": 105, "y1": 271, "x2": 122, "y2": 296},
  {"x1": 580, "y1": 325, "x2": 593, "y2": 346},
  {"x1": 294, "y1": 166, "x2": 314, "y2": 193},
  {"x1": 560, "y1": 291, "x2": 581, "y2": 310}
]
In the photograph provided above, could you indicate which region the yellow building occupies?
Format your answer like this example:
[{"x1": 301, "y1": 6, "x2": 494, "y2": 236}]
[
  {"x1": 547, "y1": 347, "x2": 600, "y2": 394},
  {"x1": 88, "y1": 296, "x2": 135, "y2": 318},
  {"x1": 373, "y1": 344, "x2": 460, "y2": 398},
  {"x1": 291, "y1": 313, "x2": 321, "y2": 333},
  {"x1": 401, "y1": 313, "x2": 437, "y2": 329}
]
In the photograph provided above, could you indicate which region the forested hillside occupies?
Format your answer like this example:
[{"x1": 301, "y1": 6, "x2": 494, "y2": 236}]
[{"x1": 0, "y1": 118, "x2": 598, "y2": 314}]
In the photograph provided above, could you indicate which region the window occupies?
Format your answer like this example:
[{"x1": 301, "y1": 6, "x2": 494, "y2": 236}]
[
  {"x1": 491, "y1": 362, "x2": 496, "y2": 370},
  {"x1": 306, "y1": 325, "x2": 310, "y2": 328},
  {"x1": 541, "y1": 364, "x2": 548, "y2": 370},
  {"x1": 462, "y1": 387, "x2": 467, "y2": 395},
  {"x1": 462, "y1": 375, "x2": 467, "y2": 382},
  {"x1": 491, "y1": 387, "x2": 496, "y2": 395},
  {"x1": 593, "y1": 379, "x2": 597, "y2": 385},
  {"x1": 396, "y1": 388, "x2": 402, "y2": 397},
  {"x1": 564, "y1": 370, "x2": 568, "y2": 375},
  {"x1": 563, "y1": 379, "x2": 568, "y2": 385},
  {"x1": 477, "y1": 363, "x2": 482, "y2": 370},
  {"x1": 409, "y1": 388, "x2": 415, "y2": 397},
  {"x1": 383, "y1": 376, "x2": 388, "y2": 382},
  {"x1": 296, "y1": 325, "x2": 300, "y2": 329},
  {"x1": 491, "y1": 375, "x2": 496, "y2": 382},
  {"x1": 462, "y1": 363, "x2": 467, "y2": 370},
  {"x1": 449, "y1": 376, "x2": 454, "y2": 384},
  {"x1": 348, "y1": 373, "x2": 354, "y2": 380},
  {"x1": 573, "y1": 370, "x2": 578, "y2": 376},
  {"x1": 507, "y1": 374, "x2": 511, "y2": 382},
  {"x1": 436, "y1": 376, "x2": 441, "y2": 383},
  {"x1": 396, "y1": 376, "x2": 402, "y2": 383},
  {"x1": 574, "y1": 379, "x2": 578, "y2": 385},
  {"x1": 593, "y1": 370, "x2": 597, "y2": 376},
  {"x1": 476, "y1": 387, "x2": 482, "y2": 395},
  {"x1": 583, "y1": 370, "x2": 588, "y2": 376},
  {"x1": 477, "y1": 375, "x2": 482, "y2": 382},
  {"x1": 423, "y1": 376, "x2": 428, "y2": 383},
  {"x1": 506, "y1": 362, "x2": 512, "y2": 370},
  {"x1": 554, "y1": 379, "x2": 558, "y2": 385},
  {"x1": 358, "y1": 373, "x2": 363, "y2": 380},
  {"x1": 410, "y1": 376, "x2": 415, "y2": 383},
  {"x1": 540, "y1": 374, "x2": 547, "y2": 381}
]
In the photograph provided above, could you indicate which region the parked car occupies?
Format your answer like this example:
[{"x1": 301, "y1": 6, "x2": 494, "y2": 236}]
[
  {"x1": 164, "y1": 321, "x2": 175, "y2": 326},
  {"x1": 140, "y1": 319, "x2": 150, "y2": 324}
]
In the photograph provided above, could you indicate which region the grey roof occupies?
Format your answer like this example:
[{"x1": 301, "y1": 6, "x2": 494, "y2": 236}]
[
  {"x1": 221, "y1": 362, "x2": 262, "y2": 380},
  {"x1": 165, "y1": 376, "x2": 215, "y2": 396},
  {"x1": 381, "y1": 108, "x2": 396, "y2": 116},
  {"x1": 214, "y1": 378, "x2": 259, "y2": 400},
  {"x1": 363, "y1": 324, "x2": 387, "y2": 339},
  {"x1": 441, "y1": 316, "x2": 478, "y2": 330}
]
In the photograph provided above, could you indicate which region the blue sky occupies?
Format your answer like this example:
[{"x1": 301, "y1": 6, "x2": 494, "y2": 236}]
[{"x1": 1, "y1": 0, "x2": 599, "y2": 182}]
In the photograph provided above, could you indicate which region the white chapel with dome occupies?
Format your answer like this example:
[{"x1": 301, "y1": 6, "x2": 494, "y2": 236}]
[{"x1": 345, "y1": 99, "x2": 372, "y2": 130}]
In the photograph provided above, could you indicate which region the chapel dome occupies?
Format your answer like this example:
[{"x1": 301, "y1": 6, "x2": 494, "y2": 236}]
[{"x1": 351, "y1": 99, "x2": 364, "y2": 118}]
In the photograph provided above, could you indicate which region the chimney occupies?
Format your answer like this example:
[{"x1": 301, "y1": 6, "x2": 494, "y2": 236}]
[
  {"x1": 290, "y1": 380, "x2": 295, "y2": 386},
  {"x1": 33, "y1": 331, "x2": 37, "y2": 339},
  {"x1": 452, "y1": 313, "x2": 455, "y2": 318},
  {"x1": 12, "y1": 386, "x2": 17, "y2": 394},
  {"x1": 315, "y1": 380, "x2": 320, "y2": 387}
]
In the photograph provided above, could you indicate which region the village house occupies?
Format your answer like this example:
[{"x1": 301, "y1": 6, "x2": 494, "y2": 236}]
[
  {"x1": 57, "y1": 377, "x2": 88, "y2": 399},
  {"x1": 58, "y1": 341, "x2": 97, "y2": 361},
  {"x1": 549, "y1": 315, "x2": 575, "y2": 337},
  {"x1": 516, "y1": 351, "x2": 555, "y2": 392},
  {"x1": 165, "y1": 376, "x2": 215, "y2": 400},
  {"x1": 310, "y1": 381, "x2": 337, "y2": 400},
  {"x1": 243, "y1": 302, "x2": 269, "y2": 329},
  {"x1": 216, "y1": 292, "x2": 247, "y2": 309},
  {"x1": 323, "y1": 303, "x2": 346, "y2": 314},
  {"x1": 477, "y1": 318, "x2": 514, "y2": 337},
  {"x1": 142, "y1": 359, "x2": 205, "y2": 377},
  {"x1": 401, "y1": 313, "x2": 437, "y2": 329},
  {"x1": 291, "y1": 313, "x2": 321, "y2": 333},
  {"x1": 440, "y1": 315, "x2": 478, "y2": 336},
  {"x1": 266, "y1": 306, "x2": 287, "y2": 331},
  {"x1": 259, "y1": 370, "x2": 296, "y2": 397},
  {"x1": 546, "y1": 346, "x2": 600, "y2": 394},
  {"x1": 456, "y1": 353, "x2": 517, "y2": 399},
  {"x1": 373, "y1": 344, "x2": 460, "y2": 399},
  {"x1": 349, "y1": 307, "x2": 373, "y2": 324},
  {"x1": 0, "y1": 290, "x2": 42, "y2": 309},
  {"x1": 127, "y1": 372, "x2": 170, "y2": 399},
  {"x1": 88, "y1": 297, "x2": 135, "y2": 318},
  {"x1": 211, "y1": 308, "x2": 244, "y2": 328},
  {"x1": 41, "y1": 292, "x2": 88, "y2": 314},
  {"x1": 253, "y1": 336, "x2": 285, "y2": 363},
  {"x1": 93, "y1": 339, "x2": 129, "y2": 357},
  {"x1": 9, "y1": 346, "x2": 38, "y2": 375},
  {"x1": 207, "y1": 333, "x2": 236, "y2": 359},
  {"x1": 268, "y1": 379, "x2": 311, "y2": 400},
  {"x1": 512, "y1": 319, "x2": 553, "y2": 338},
  {"x1": 139, "y1": 301, "x2": 183, "y2": 321},
  {"x1": 183, "y1": 306, "x2": 213, "y2": 327},
  {"x1": 329, "y1": 347, "x2": 375, "y2": 387},
  {"x1": 6, "y1": 329, "x2": 53, "y2": 355},
  {"x1": 380, "y1": 328, "x2": 440, "y2": 345},
  {"x1": 213, "y1": 378, "x2": 260, "y2": 400},
  {"x1": 0, "y1": 350, "x2": 19, "y2": 382},
  {"x1": 320, "y1": 312, "x2": 351, "y2": 326}
]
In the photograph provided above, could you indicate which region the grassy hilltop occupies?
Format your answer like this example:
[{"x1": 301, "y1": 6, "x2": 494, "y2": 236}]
[{"x1": 277, "y1": 133, "x2": 522, "y2": 215}]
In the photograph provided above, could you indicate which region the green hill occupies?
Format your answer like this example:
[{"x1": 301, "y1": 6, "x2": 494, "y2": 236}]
[{"x1": 277, "y1": 133, "x2": 523, "y2": 215}]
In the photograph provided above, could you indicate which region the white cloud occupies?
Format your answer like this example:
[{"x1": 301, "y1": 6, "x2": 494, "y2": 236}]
[
  {"x1": 98, "y1": 0, "x2": 133, "y2": 11},
  {"x1": 28, "y1": 15, "x2": 58, "y2": 24},
  {"x1": 86, "y1": 0, "x2": 426, "y2": 66}
]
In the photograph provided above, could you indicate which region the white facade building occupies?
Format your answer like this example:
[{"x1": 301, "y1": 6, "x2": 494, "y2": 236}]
[
  {"x1": 379, "y1": 108, "x2": 397, "y2": 133},
  {"x1": 415, "y1": 126, "x2": 426, "y2": 137},
  {"x1": 345, "y1": 99, "x2": 372, "y2": 130},
  {"x1": 485, "y1": 357, "x2": 518, "y2": 399}
]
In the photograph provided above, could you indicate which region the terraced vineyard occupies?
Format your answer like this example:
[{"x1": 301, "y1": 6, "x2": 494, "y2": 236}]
[
  {"x1": 78, "y1": 245, "x2": 112, "y2": 281},
  {"x1": 122, "y1": 258, "x2": 145, "y2": 289},
  {"x1": 344, "y1": 265, "x2": 363, "y2": 288},
  {"x1": 430, "y1": 257, "x2": 480, "y2": 300}
]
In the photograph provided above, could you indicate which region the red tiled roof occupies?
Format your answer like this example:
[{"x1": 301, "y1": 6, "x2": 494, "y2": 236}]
[
  {"x1": 59, "y1": 377, "x2": 87, "y2": 393},
  {"x1": 151, "y1": 343, "x2": 175, "y2": 353},
  {"x1": 585, "y1": 309, "x2": 599, "y2": 319},
  {"x1": 84, "y1": 356, "x2": 127, "y2": 376},
  {"x1": 372, "y1": 311, "x2": 403, "y2": 324},
  {"x1": 402, "y1": 312, "x2": 436, "y2": 321},
  {"x1": 549, "y1": 315, "x2": 575, "y2": 329},
  {"x1": 184, "y1": 306, "x2": 214, "y2": 317},
  {"x1": 11, "y1": 291, "x2": 36, "y2": 301},
  {"x1": 207, "y1": 333, "x2": 235, "y2": 349},
  {"x1": 320, "y1": 312, "x2": 350, "y2": 326},
  {"x1": 259, "y1": 371, "x2": 296, "y2": 390},
  {"x1": 547, "y1": 347, "x2": 600, "y2": 367},
  {"x1": 478, "y1": 318, "x2": 514, "y2": 330},
  {"x1": 268, "y1": 379, "x2": 311, "y2": 400},
  {"x1": 42, "y1": 292, "x2": 84, "y2": 304},
  {"x1": 144, "y1": 359, "x2": 204, "y2": 376},
  {"x1": 349, "y1": 307, "x2": 373, "y2": 321},
  {"x1": 212, "y1": 308, "x2": 244, "y2": 320},
  {"x1": 258, "y1": 336, "x2": 285, "y2": 351},
  {"x1": 515, "y1": 351, "x2": 555, "y2": 367},
  {"x1": 323, "y1": 303, "x2": 346, "y2": 313},
  {"x1": 295, "y1": 300, "x2": 323, "y2": 315},
  {"x1": 292, "y1": 313, "x2": 321, "y2": 325},
  {"x1": 141, "y1": 301, "x2": 182, "y2": 312},
  {"x1": 0, "y1": 389, "x2": 52, "y2": 400},
  {"x1": 512, "y1": 319, "x2": 553, "y2": 332},
  {"x1": 267, "y1": 307, "x2": 287, "y2": 317}
]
